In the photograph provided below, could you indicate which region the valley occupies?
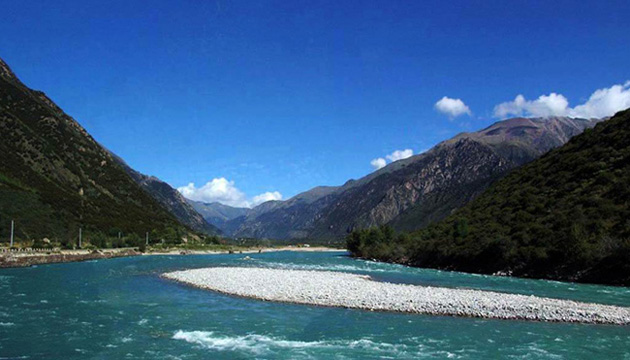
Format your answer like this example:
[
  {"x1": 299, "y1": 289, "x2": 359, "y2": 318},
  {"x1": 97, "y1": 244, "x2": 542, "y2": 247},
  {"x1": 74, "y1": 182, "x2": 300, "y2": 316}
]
[{"x1": 2, "y1": 3, "x2": 630, "y2": 357}]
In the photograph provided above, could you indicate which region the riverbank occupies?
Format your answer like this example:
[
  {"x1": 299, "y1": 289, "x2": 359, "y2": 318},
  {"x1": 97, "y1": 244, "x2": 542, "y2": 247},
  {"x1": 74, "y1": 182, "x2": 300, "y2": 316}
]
[
  {"x1": 144, "y1": 246, "x2": 343, "y2": 256},
  {"x1": 163, "y1": 267, "x2": 630, "y2": 325},
  {"x1": 0, "y1": 248, "x2": 140, "y2": 268},
  {"x1": 0, "y1": 246, "x2": 344, "y2": 268}
]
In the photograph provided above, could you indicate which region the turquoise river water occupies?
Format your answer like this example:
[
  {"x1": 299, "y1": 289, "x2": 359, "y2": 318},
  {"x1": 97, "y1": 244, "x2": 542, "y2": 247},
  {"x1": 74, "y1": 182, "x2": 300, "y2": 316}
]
[{"x1": 0, "y1": 251, "x2": 629, "y2": 359}]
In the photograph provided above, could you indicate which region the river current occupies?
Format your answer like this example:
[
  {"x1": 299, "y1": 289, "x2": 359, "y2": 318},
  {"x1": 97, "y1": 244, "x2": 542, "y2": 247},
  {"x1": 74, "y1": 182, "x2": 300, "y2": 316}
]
[{"x1": 1, "y1": 251, "x2": 628, "y2": 359}]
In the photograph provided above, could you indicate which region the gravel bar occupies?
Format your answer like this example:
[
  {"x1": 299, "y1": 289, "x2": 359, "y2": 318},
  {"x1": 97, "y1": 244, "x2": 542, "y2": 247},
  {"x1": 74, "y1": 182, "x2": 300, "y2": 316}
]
[{"x1": 163, "y1": 267, "x2": 630, "y2": 325}]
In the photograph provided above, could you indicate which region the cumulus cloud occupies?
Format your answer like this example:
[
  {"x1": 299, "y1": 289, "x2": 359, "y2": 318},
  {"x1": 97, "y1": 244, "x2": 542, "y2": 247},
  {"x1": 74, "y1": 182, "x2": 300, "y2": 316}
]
[
  {"x1": 493, "y1": 81, "x2": 630, "y2": 119},
  {"x1": 494, "y1": 93, "x2": 570, "y2": 118},
  {"x1": 435, "y1": 96, "x2": 472, "y2": 119},
  {"x1": 177, "y1": 178, "x2": 246, "y2": 207},
  {"x1": 370, "y1": 158, "x2": 386, "y2": 170},
  {"x1": 386, "y1": 149, "x2": 413, "y2": 162},
  {"x1": 177, "y1": 178, "x2": 282, "y2": 208},
  {"x1": 371, "y1": 149, "x2": 414, "y2": 171},
  {"x1": 251, "y1": 191, "x2": 283, "y2": 206},
  {"x1": 569, "y1": 81, "x2": 630, "y2": 119}
]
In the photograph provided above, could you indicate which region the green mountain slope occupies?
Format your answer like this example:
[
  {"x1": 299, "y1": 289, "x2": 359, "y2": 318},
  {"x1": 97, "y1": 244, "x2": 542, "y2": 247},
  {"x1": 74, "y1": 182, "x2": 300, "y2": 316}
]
[
  {"x1": 348, "y1": 109, "x2": 630, "y2": 285},
  {"x1": 0, "y1": 57, "x2": 190, "y2": 245},
  {"x1": 111, "y1": 154, "x2": 219, "y2": 235}
]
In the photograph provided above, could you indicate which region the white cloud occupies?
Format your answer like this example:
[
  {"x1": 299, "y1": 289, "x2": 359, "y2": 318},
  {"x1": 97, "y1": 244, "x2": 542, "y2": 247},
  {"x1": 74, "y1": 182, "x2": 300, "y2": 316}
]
[
  {"x1": 251, "y1": 191, "x2": 283, "y2": 206},
  {"x1": 493, "y1": 81, "x2": 630, "y2": 119},
  {"x1": 386, "y1": 149, "x2": 413, "y2": 162},
  {"x1": 177, "y1": 178, "x2": 247, "y2": 207},
  {"x1": 435, "y1": 96, "x2": 472, "y2": 119},
  {"x1": 493, "y1": 93, "x2": 569, "y2": 118},
  {"x1": 370, "y1": 149, "x2": 414, "y2": 171},
  {"x1": 569, "y1": 81, "x2": 630, "y2": 119},
  {"x1": 370, "y1": 158, "x2": 386, "y2": 170},
  {"x1": 177, "y1": 178, "x2": 282, "y2": 208}
]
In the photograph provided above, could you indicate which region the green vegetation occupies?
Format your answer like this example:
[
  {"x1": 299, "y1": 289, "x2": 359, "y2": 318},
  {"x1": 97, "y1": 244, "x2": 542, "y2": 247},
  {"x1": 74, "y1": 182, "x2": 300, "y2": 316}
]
[
  {"x1": 148, "y1": 242, "x2": 235, "y2": 253},
  {"x1": 230, "y1": 237, "x2": 345, "y2": 248},
  {"x1": 0, "y1": 58, "x2": 197, "y2": 246},
  {"x1": 0, "y1": 223, "x2": 222, "y2": 250},
  {"x1": 347, "y1": 109, "x2": 630, "y2": 286}
]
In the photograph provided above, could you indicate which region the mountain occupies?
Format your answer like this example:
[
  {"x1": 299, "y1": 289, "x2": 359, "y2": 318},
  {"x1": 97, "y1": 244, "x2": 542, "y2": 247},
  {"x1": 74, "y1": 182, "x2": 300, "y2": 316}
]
[
  {"x1": 388, "y1": 116, "x2": 602, "y2": 231},
  {"x1": 111, "y1": 154, "x2": 219, "y2": 235},
  {"x1": 0, "y1": 57, "x2": 192, "y2": 244},
  {"x1": 348, "y1": 109, "x2": 630, "y2": 285},
  {"x1": 188, "y1": 200, "x2": 249, "y2": 233},
  {"x1": 225, "y1": 116, "x2": 601, "y2": 240},
  {"x1": 188, "y1": 185, "x2": 340, "y2": 236},
  {"x1": 221, "y1": 185, "x2": 341, "y2": 239}
]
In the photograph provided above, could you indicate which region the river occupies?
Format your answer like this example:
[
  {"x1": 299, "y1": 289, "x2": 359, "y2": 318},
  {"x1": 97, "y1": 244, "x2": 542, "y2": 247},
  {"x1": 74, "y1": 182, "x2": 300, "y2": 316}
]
[{"x1": 1, "y1": 251, "x2": 628, "y2": 359}]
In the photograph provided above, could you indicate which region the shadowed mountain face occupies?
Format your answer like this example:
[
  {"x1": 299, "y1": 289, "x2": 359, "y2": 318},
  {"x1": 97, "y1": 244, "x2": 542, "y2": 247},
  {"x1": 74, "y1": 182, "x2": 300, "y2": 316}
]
[
  {"x1": 111, "y1": 155, "x2": 219, "y2": 235},
  {"x1": 190, "y1": 186, "x2": 339, "y2": 236},
  {"x1": 188, "y1": 200, "x2": 249, "y2": 233},
  {"x1": 220, "y1": 116, "x2": 600, "y2": 241},
  {"x1": 0, "y1": 57, "x2": 191, "y2": 241}
]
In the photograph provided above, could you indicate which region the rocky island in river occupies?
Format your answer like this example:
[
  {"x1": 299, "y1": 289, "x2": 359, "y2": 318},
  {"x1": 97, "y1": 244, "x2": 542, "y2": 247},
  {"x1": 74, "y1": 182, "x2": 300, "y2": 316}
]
[{"x1": 164, "y1": 267, "x2": 630, "y2": 325}]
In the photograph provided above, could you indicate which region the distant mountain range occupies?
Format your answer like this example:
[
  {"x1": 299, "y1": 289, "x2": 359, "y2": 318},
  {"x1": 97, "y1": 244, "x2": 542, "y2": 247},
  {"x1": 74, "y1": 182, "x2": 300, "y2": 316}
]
[
  {"x1": 188, "y1": 200, "x2": 249, "y2": 234},
  {"x1": 0, "y1": 56, "x2": 605, "y2": 246},
  {"x1": 198, "y1": 116, "x2": 601, "y2": 241},
  {"x1": 349, "y1": 108, "x2": 630, "y2": 285},
  {"x1": 0, "y1": 57, "x2": 216, "y2": 244}
]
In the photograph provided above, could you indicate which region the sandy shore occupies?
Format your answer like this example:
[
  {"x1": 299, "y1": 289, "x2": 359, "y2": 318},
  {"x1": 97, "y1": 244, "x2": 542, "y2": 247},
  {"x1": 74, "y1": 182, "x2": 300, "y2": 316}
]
[{"x1": 163, "y1": 267, "x2": 630, "y2": 325}]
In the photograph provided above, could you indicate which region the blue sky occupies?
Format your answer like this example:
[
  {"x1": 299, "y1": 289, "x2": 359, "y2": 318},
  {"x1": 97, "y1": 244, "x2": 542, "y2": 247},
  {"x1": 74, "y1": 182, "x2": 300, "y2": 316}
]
[{"x1": 2, "y1": 0, "x2": 630, "y2": 207}]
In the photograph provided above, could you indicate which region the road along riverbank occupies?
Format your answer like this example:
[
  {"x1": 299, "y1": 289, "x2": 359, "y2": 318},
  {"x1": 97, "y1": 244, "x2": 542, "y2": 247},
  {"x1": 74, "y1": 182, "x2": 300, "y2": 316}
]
[{"x1": 0, "y1": 248, "x2": 139, "y2": 268}]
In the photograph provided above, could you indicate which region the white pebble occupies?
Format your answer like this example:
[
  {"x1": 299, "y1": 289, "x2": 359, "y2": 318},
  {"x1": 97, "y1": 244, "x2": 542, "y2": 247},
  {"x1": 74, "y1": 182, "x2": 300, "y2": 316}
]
[{"x1": 163, "y1": 267, "x2": 630, "y2": 325}]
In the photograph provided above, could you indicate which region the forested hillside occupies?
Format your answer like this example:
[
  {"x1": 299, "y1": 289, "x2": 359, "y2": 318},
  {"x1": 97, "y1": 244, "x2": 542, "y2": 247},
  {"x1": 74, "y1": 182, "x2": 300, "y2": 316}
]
[
  {"x1": 348, "y1": 109, "x2": 630, "y2": 285},
  {"x1": 0, "y1": 57, "x2": 192, "y2": 247}
]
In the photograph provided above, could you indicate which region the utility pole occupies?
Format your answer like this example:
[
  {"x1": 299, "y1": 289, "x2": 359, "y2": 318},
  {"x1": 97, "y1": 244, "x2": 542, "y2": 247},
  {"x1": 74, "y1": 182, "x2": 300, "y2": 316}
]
[
  {"x1": 118, "y1": 232, "x2": 121, "y2": 240},
  {"x1": 145, "y1": 232, "x2": 149, "y2": 246},
  {"x1": 10, "y1": 220, "x2": 14, "y2": 247},
  {"x1": 78, "y1": 187, "x2": 84, "y2": 250}
]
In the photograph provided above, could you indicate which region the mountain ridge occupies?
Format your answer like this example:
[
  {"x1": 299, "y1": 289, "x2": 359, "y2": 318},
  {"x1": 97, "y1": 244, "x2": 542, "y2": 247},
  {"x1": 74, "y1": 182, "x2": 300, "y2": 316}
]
[
  {"x1": 216, "y1": 115, "x2": 600, "y2": 240},
  {"x1": 0, "y1": 57, "x2": 197, "y2": 244},
  {"x1": 348, "y1": 108, "x2": 630, "y2": 285},
  {"x1": 110, "y1": 153, "x2": 219, "y2": 235}
]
